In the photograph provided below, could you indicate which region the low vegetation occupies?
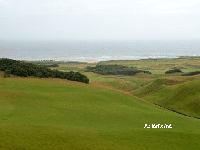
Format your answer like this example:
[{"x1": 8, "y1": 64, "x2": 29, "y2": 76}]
[
  {"x1": 85, "y1": 64, "x2": 152, "y2": 76},
  {"x1": 0, "y1": 58, "x2": 89, "y2": 83},
  {"x1": 182, "y1": 71, "x2": 200, "y2": 76},
  {"x1": 165, "y1": 68, "x2": 183, "y2": 74}
]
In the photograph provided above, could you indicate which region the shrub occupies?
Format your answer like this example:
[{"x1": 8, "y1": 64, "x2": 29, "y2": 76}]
[
  {"x1": 182, "y1": 71, "x2": 200, "y2": 76},
  {"x1": 0, "y1": 58, "x2": 89, "y2": 84},
  {"x1": 85, "y1": 64, "x2": 151, "y2": 76},
  {"x1": 165, "y1": 69, "x2": 182, "y2": 74},
  {"x1": 4, "y1": 69, "x2": 11, "y2": 77}
]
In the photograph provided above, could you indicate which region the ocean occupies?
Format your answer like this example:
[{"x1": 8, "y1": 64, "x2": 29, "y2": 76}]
[{"x1": 0, "y1": 40, "x2": 200, "y2": 62}]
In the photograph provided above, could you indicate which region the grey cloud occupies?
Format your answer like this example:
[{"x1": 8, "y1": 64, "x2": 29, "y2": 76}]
[{"x1": 0, "y1": 0, "x2": 200, "y2": 40}]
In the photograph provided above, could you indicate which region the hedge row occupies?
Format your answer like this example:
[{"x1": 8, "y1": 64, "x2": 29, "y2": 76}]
[{"x1": 0, "y1": 58, "x2": 89, "y2": 84}]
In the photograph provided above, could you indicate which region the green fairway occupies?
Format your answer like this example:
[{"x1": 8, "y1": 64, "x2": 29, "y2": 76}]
[{"x1": 0, "y1": 76, "x2": 200, "y2": 149}]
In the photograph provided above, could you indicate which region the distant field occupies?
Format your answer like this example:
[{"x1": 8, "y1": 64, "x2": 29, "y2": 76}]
[
  {"x1": 0, "y1": 73, "x2": 200, "y2": 149},
  {"x1": 97, "y1": 58, "x2": 200, "y2": 74},
  {"x1": 28, "y1": 57, "x2": 200, "y2": 74}
]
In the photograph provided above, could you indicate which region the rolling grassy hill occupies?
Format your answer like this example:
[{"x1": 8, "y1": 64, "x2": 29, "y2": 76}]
[
  {"x1": 132, "y1": 76, "x2": 200, "y2": 118},
  {"x1": 0, "y1": 72, "x2": 200, "y2": 149}
]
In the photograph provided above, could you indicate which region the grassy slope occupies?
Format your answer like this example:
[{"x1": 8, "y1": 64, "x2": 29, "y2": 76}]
[
  {"x1": 83, "y1": 72, "x2": 142, "y2": 92},
  {"x1": 0, "y1": 75, "x2": 200, "y2": 149},
  {"x1": 54, "y1": 58, "x2": 200, "y2": 119},
  {"x1": 132, "y1": 76, "x2": 200, "y2": 118},
  {"x1": 48, "y1": 58, "x2": 200, "y2": 119}
]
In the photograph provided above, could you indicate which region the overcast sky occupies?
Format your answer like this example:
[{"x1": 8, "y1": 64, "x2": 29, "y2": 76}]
[{"x1": 0, "y1": 0, "x2": 200, "y2": 40}]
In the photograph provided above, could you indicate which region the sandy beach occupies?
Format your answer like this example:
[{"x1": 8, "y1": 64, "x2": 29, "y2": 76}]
[
  {"x1": 19, "y1": 55, "x2": 154, "y2": 63},
  {"x1": 23, "y1": 57, "x2": 100, "y2": 63}
]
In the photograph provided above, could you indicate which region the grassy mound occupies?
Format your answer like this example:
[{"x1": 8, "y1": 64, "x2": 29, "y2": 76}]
[
  {"x1": 0, "y1": 76, "x2": 200, "y2": 149},
  {"x1": 132, "y1": 78, "x2": 200, "y2": 118},
  {"x1": 132, "y1": 78, "x2": 168, "y2": 97}
]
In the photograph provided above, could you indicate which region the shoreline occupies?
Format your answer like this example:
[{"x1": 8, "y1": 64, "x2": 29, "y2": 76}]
[
  {"x1": 9, "y1": 56, "x2": 179, "y2": 63},
  {"x1": 2, "y1": 55, "x2": 200, "y2": 64},
  {"x1": 23, "y1": 58, "x2": 101, "y2": 63}
]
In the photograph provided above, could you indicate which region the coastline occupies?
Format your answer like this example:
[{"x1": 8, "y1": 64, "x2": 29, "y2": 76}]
[
  {"x1": 3, "y1": 55, "x2": 200, "y2": 64},
  {"x1": 23, "y1": 57, "x2": 100, "y2": 63},
  {"x1": 1, "y1": 40, "x2": 200, "y2": 63},
  {"x1": 14, "y1": 55, "x2": 181, "y2": 63}
]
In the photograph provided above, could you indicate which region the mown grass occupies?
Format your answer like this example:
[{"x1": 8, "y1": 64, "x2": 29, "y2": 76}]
[{"x1": 0, "y1": 75, "x2": 200, "y2": 149}]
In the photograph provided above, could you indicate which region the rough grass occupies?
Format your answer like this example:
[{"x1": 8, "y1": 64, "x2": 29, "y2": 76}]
[
  {"x1": 97, "y1": 58, "x2": 200, "y2": 74},
  {"x1": 132, "y1": 78, "x2": 167, "y2": 96},
  {"x1": 132, "y1": 76, "x2": 200, "y2": 118},
  {"x1": 0, "y1": 75, "x2": 200, "y2": 149},
  {"x1": 83, "y1": 72, "x2": 152, "y2": 92},
  {"x1": 144, "y1": 79, "x2": 200, "y2": 118},
  {"x1": 82, "y1": 72, "x2": 136, "y2": 92}
]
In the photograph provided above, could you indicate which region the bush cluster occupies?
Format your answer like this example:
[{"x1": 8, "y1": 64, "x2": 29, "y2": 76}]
[
  {"x1": 42, "y1": 64, "x2": 59, "y2": 67},
  {"x1": 165, "y1": 69, "x2": 182, "y2": 74},
  {"x1": 0, "y1": 58, "x2": 89, "y2": 84},
  {"x1": 182, "y1": 71, "x2": 200, "y2": 76},
  {"x1": 85, "y1": 64, "x2": 152, "y2": 76}
]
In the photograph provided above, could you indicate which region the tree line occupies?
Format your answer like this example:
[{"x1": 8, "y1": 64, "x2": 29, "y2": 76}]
[{"x1": 0, "y1": 58, "x2": 89, "y2": 84}]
